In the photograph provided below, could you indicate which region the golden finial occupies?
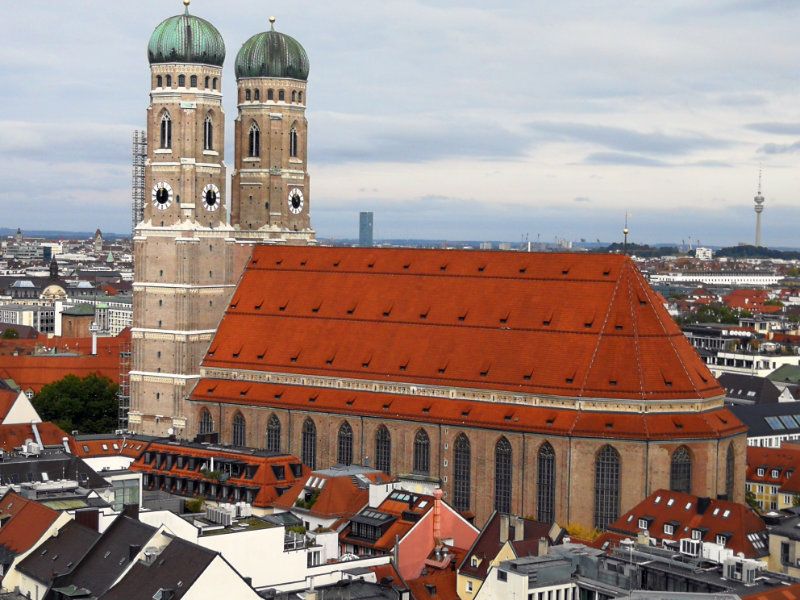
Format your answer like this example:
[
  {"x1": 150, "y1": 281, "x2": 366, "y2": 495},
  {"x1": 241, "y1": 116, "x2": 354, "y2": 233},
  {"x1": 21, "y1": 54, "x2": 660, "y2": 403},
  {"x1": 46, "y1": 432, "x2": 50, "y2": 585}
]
[
  {"x1": 183, "y1": 0, "x2": 190, "y2": 5},
  {"x1": 269, "y1": 16, "x2": 276, "y2": 30},
  {"x1": 183, "y1": 0, "x2": 190, "y2": 14}
]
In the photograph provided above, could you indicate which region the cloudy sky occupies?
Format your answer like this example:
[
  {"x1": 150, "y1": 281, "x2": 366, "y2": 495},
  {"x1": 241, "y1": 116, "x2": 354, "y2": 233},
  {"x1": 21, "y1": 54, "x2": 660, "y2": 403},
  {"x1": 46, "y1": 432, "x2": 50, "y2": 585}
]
[{"x1": 3, "y1": 1, "x2": 800, "y2": 245}]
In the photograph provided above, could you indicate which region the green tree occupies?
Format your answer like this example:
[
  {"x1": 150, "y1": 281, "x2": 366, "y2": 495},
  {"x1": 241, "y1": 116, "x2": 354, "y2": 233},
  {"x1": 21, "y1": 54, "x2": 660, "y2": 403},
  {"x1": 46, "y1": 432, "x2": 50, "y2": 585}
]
[
  {"x1": 0, "y1": 328, "x2": 19, "y2": 339},
  {"x1": 745, "y1": 489, "x2": 760, "y2": 512},
  {"x1": 33, "y1": 374, "x2": 119, "y2": 434}
]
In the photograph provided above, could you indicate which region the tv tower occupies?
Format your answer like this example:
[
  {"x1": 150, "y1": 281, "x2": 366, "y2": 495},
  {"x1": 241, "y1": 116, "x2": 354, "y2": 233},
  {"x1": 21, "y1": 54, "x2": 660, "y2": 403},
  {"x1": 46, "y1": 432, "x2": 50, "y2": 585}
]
[
  {"x1": 754, "y1": 169, "x2": 765, "y2": 247},
  {"x1": 623, "y1": 212, "x2": 630, "y2": 255}
]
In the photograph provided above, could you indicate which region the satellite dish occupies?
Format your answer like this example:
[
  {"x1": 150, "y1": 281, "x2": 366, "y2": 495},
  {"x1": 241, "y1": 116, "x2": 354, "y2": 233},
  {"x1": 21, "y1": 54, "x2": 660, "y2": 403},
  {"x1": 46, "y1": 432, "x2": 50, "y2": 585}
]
[{"x1": 167, "y1": 427, "x2": 174, "y2": 436}]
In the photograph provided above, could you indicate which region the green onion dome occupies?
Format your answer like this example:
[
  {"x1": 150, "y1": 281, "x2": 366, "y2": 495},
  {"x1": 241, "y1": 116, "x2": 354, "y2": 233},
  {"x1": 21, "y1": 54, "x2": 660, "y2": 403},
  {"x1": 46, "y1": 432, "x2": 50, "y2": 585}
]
[
  {"x1": 148, "y1": 2, "x2": 225, "y2": 67},
  {"x1": 235, "y1": 18, "x2": 309, "y2": 81}
]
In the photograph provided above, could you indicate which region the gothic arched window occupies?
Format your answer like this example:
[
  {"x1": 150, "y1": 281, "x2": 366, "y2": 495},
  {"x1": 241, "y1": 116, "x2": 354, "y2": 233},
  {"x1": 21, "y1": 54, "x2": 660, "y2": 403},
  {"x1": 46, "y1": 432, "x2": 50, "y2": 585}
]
[
  {"x1": 245, "y1": 89, "x2": 251, "y2": 101},
  {"x1": 159, "y1": 112, "x2": 172, "y2": 150},
  {"x1": 254, "y1": 89, "x2": 261, "y2": 101},
  {"x1": 165, "y1": 74, "x2": 172, "y2": 87},
  {"x1": 212, "y1": 77, "x2": 218, "y2": 90},
  {"x1": 268, "y1": 89, "x2": 274, "y2": 100},
  {"x1": 178, "y1": 74, "x2": 186, "y2": 87},
  {"x1": 204, "y1": 76, "x2": 210, "y2": 88},
  {"x1": 494, "y1": 437, "x2": 513, "y2": 513},
  {"x1": 204, "y1": 115, "x2": 214, "y2": 151},
  {"x1": 302, "y1": 418, "x2": 317, "y2": 470},
  {"x1": 198, "y1": 409, "x2": 213, "y2": 435},
  {"x1": 537, "y1": 442, "x2": 556, "y2": 523},
  {"x1": 726, "y1": 443, "x2": 735, "y2": 499},
  {"x1": 279, "y1": 89, "x2": 285, "y2": 101},
  {"x1": 453, "y1": 434, "x2": 471, "y2": 512},
  {"x1": 156, "y1": 75, "x2": 163, "y2": 88},
  {"x1": 338, "y1": 422, "x2": 353, "y2": 466},
  {"x1": 595, "y1": 445, "x2": 621, "y2": 529},
  {"x1": 298, "y1": 91, "x2": 303, "y2": 103},
  {"x1": 289, "y1": 126, "x2": 298, "y2": 158},
  {"x1": 248, "y1": 123, "x2": 260, "y2": 158},
  {"x1": 375, "y1": 426, "x2": 391, "y2": 474},
  {"x1": 670, "y1": 446, "x2": 692, "y2": 494},
  {"x1": 190, "y1": 75, "x2": 197, "y2": 88},
  {"x1": 232, "y1": 413, "x2": 246, "y2": 447},
  {"x1": 291, "y1": 90, "x2": 297, "y2": 103},
  {"x1": 266, "y1": 414, "x2": 281, "y2": 453},
  {"x1": 413, "y1": 429, "x2": 430, "y2": 475}
]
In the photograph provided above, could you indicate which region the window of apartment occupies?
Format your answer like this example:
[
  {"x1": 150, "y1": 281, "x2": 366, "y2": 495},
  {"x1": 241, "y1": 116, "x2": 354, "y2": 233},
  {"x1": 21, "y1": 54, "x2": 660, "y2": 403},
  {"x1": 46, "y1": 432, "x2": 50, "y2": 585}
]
[
  {"x1": 638, "y1": 519, "x2": 648, "y2": 530},
  {"x1": 307, "y1": 551, "x2": 320, "y2": 567},
  {"x1": 497, "y1": 571, "x2": 507, "y2": 582},
  {"x1": 773, "y1": 470, "x2": 780, "y2": 479},
  {"x1": 782, "y1": 541, "x2": 791, "y2": 565},
  {"x1": 664, "y1": 523, "x2": 674, "y2": 536},
  {"x1": 757, "y1": 468, "x2": 765, "y2": 477},
  {"x1": 716, "y1": 535, "x2": 727, "y2": 546},
  {"x1": 692, "y1": 529, "x2": 702, "y2": 540},
  {"x1": 758, "y1": 485, "x2": 764, "y2": 493},
  {"x1": 470, "y1": 556, "x2": 478, "y2": 567},
  {"x1": 466, "y1": 581, "x2": 473, "y2": 593}
]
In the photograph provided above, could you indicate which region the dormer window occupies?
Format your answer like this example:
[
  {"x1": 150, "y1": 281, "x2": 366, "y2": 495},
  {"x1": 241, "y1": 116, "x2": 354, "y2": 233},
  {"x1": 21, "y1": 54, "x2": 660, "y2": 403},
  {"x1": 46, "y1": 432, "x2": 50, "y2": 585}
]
[
  {"x1": 757, "y1": 468, "x2": 765, "y2": 477},
  {"x1": 692, "y1": 529, "x2": 702, "y2": 540},
  {"x1": 664, "y1": 523, "x2": 675, "y2": 536},
  {"x1": 470, "y1": 556, "x2": 479, "y2": 567},
  {"x1": 638, "y1": 519, "x2": 648, "y2": 530},
  {"x1": 772, "y1": 469, "x2": 780, "y2": 479},
  {"x1": 716, "y1": 534, "x2": 728, "y2": 546}
]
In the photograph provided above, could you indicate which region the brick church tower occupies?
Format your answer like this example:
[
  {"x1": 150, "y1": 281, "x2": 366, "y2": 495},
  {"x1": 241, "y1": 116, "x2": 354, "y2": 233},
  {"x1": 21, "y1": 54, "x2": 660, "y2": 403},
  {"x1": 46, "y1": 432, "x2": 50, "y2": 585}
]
[
  {"x1": 230, "y1": 17, "x2": 315, "y2": 243},
  {"x1": 129, "y1": 0, "x2": 246, "y2": 436}
]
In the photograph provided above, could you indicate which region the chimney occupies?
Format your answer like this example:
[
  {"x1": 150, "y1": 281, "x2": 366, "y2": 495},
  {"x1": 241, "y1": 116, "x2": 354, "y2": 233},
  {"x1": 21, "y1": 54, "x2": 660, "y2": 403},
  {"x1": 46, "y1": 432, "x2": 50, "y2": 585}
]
[
  {"x1": 129, "y1": 544, "x2": 142, "y2": 561},
  {"x1": 75, "y1": 508, "x2": 99, "y2": 532},
  {"x1": 122, "y1": 503, "x2": 140, "y2": 521},
  {"x1": 499, "y1": 514, "x2": 510, "y2": 543},
  {"x1": 514, "y1": 516, "x2": 524, "y2": 541},
  {"x1": 697, "y1": 497, "x2": 711, "y2": 515},
  {"x1": 538, "y1": 537, "x2": 549, "y2": 557},
  {"x1": 433, "y1": 489, "x2": 443, "y2": 544}
]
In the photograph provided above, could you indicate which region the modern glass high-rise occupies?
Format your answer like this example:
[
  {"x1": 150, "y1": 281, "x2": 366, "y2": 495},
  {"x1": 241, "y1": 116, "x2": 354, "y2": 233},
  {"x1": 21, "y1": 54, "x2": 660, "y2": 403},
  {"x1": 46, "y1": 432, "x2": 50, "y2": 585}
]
[{"x1": 359, "y1": 212, "x2": 374, "y2": 247}]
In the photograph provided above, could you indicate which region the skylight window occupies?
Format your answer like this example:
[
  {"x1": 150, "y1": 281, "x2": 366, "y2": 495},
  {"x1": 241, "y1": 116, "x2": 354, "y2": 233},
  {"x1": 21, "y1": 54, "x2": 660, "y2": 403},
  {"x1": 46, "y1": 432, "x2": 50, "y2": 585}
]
[
  {"x1": 722, "y1": 510, "x2": 730, "y2": 518},
  {"x1": 780, "y1": 415, "x2": 799, "y2": 429},
  {"x1": 667, "y1": 498, "x2": 674, "y2": 507},
  {"x1": 685, "y1": 502, "x2": 692, "y2": 510},
  {"x1": 654, "y1": 496, "x2": 661, "y2": 504},
  {"x1": 765, "y1": 416, "x2": 785, "y2": 430},
  {"x1": 713, "y1": 508, "x2": 720, "y2": 516}
]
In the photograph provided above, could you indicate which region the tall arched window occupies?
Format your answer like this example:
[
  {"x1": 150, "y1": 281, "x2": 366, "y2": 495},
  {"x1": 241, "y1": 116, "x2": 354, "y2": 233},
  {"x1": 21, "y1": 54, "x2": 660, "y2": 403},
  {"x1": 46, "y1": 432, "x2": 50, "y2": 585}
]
[
  {"x1": 595, "y1": 445, "x2": 621, "y2": 529},
  {"x1": 268, "y1": 89, "x2": 274, "y2": 100},
  {"x1": 298, "y1": 91, "x2": 303, "y2": 103},
  {"x1": 289, "y1": 126, "x2": 298, "y2": 158},
  {"x1": 453, "y1": 434, "x2": 471, "y2": 512},
  {"x1": 198, "y1": 409, "x2": 213, "y2": 435},
  {"x1": 494, "y1": 437, "x2": 513, "y2": 513},
  {"x1": 413, "y1": 429, "x2": 430, "y2": 475},
  {"x1": 302, "y1": 418, "x2": 317, "y2": 470},
  {"x1": 254, "y1": 89, "x2": 261, "y2": 101},
  {"x1": 248, "y1": 123, "x2": 260, "y2": 157},
  {"x1": 279, "y1": 89, "x2": 285, "y2": 101},
  {"x1": 245, "y1": 89, "x2": 251, "y2": 101},
  {"x1": 338, "y1": 422, "x2": 353, "y2": 466},
  {"x1": 165, "y1": 74, "x2": 172, "y2": 87},
  {"x1": 375, "y1": 426, "x2": 391, "y2": 474},
  {"x1": 204, "y1": 115, "x2": 214, "y2": 151},
  {"x1": 291, "y1": 90, "x2": 297, "y2": 102},
  {"x1": 266, "y1": 414, "x2": 281, "y2": 453},
  {"x1": 212, "y1": 77, "x2": 218, "y2": 90},
  {"x1": 178, "y1": 74, "x2": 186, "y2": 87},
  {"x1": 670, "y1": 446, "x2": 692, "y2": 494},
  {"x1": 204, "y1": 76, "x2": 210, "y2": 88},
  {"x1": 190, "y1": 74, "x2": 197, "y2": 88},
  {"x1": 726, "y1": 443, "x2": 735, "y2": 499},
  {"x1": 156, "y1": 75, "x2": 163, "y2": 88},
  {"x1": 232, "y1": 413, "x2": 246, "y2": 447},
  {"x1": 159, "y1": 112, "x2": 172, "y2": 149},
  {"x1": 537, "y1": 442, "x2": 556, "y2": 524}
]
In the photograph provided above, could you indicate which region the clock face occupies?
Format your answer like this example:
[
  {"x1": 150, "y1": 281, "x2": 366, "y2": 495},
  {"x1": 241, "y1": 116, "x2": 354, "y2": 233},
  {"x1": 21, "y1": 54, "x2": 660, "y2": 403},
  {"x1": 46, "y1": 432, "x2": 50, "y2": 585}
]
[
  {"x1": 202, "y1": 184, "x2": 220, "y2": 211},
  {"x1": 288, "y1": 188, "x2": 304, "y2": 215},
  {"x1": 151, "y1": 182, "x2": 173, "y2": 210}
]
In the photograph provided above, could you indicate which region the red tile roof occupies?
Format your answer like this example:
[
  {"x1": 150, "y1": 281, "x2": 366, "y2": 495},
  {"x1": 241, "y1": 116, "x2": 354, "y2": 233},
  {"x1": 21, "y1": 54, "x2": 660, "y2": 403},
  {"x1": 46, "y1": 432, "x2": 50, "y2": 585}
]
[
  {"x1": 609, "y1": 489, "x2": 768, "y2": 558},
  {"x1": 746, "y1": 446, "x2": 800, "y2": 489},
  {"x1": 742, "y1": 584, "x2": 800, "y2": 600},
  {"x1": 0, "y1": 388, "x2": 18, "y2": 421},
  {"x1": 192, "y1": 379, "x2": 745, "y2": 441},
  {"x1": 202, "y1": 247, "x2": 722, "y2": 402},
  {"x1": 407, "y1": 561, "x2": 460, "y2": 600},
  {"x1": 130, "y1": 441, "x2": 308, "y2": 507},
  {"x1": 0, "y1": 491, "x2": 59, "y2": 555},
  {"x1": 270, "y1": 470, "x2": 388, "y2": 519},
  {"x1": 0, "y1": 422, "x2": 70, "y2": 452},
  {"x1": 70, "y1": 435, "x2": 150, "y2": 460}
]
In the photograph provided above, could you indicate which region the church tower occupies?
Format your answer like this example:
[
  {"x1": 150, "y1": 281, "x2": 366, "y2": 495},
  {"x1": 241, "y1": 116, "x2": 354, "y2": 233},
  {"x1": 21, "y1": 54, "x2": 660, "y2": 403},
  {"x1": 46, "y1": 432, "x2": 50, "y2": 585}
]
[
  {"x1": 231, "y1": 17, "x2": 315, "y2": 243},
  {"x1": 129, "y1": 1, "x2": 248, "y2": 436}
]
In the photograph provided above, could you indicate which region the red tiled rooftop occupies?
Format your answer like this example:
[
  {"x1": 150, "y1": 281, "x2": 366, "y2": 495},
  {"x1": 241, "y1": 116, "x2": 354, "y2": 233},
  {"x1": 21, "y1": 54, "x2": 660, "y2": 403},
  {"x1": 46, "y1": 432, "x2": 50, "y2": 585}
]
[
  {"x1": 271, "y1": 470, "x2": 387, "y2": 519},
  {"x1": 202, "y1": 247, "x2": 723, "y2": 402},
  {"x1": 192, "y1": 379, "x2": 745, "y2": 441},
  {"x1": 0, "y1": 422, "x2": 70, "y2": 452},
  {"x1": 0, "y1": 491, "x2": 59, "y2": 555},
  {"x1": 746, "y1": 446, "x2": 800, "y2": 488}
]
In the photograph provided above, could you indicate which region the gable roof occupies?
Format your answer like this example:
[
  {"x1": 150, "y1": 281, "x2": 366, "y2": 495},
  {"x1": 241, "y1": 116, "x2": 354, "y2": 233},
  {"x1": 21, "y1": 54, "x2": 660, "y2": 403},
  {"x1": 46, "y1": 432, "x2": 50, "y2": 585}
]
[
  {"x1": 0, "y1": 422, "x2": 69, "y2": 452},
  {"x1": 202, "y1": 247, "x2": 722, "y2": 402},
  {"x1": 718, "y1": 373, "x2": 782, "y2": 404},
  {"x1": 0, "y1": 491, "x2": 60, "y2": 557},
  {"x1": 458, "y1": 512, "x2": 552, "y2": 581},
  {"x1": 16, "y1": 519, "x2": 100, "y2": 585},
  {"x1": 746, "y1": 446, "x2": 800, "y2": 488},
  {"x1": 609, "y1": 489, "x2": 768, "y2": 558},
  {"x1": 729, "y1": 402, "x2": 800, "y2": 438},
  {"x1": 51, "y1": 515, "x2": 156, "y2": 597},
  {"x1": 100, "y1": 536, "x2": 217, "y2": 600},
  {"x1": 768, "y1": 364, "x2": 800, "y2": 385}
]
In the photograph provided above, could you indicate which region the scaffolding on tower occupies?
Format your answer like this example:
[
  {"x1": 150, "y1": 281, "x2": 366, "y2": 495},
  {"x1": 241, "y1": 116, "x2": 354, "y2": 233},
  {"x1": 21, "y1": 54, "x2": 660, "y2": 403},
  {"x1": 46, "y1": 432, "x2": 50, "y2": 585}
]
[
  {"x1": 118, "y1": 340, "x2": 131, "y2": 431},
  {"x1": 131, "y1": 130, "x2": 147, "y2": 234}
]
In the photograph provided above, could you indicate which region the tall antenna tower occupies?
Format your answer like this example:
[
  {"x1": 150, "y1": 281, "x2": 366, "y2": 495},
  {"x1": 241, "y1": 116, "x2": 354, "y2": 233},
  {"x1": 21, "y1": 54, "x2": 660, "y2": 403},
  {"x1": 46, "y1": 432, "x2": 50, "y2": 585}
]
[
  {"x1": 623, "y1": 212, "x2": 630, "y2": 255},
  {"x1": 754, "y1": 168, "x2": 765, "y2": 247},
  {"x1": 131, "y1": 130, "x2": 147, "y2": 234}
]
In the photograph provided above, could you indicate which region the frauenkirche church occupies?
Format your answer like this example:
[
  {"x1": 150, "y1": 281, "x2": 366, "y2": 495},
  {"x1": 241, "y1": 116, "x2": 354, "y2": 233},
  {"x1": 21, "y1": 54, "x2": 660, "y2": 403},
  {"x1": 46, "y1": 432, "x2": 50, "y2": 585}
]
[{"x1": 130, "y1": 1, "x2": 747, "y2": 529}]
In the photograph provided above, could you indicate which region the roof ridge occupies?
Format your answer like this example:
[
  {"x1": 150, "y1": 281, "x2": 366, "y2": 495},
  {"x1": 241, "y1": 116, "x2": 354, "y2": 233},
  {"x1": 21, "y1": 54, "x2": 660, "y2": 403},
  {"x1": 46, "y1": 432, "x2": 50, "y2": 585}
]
[
  {"x1": 623, "y1": 261, "x2": 647, "y2": 400},
  {"x1": 577, "y1": 259, "x2": 626, "y2": 398}
]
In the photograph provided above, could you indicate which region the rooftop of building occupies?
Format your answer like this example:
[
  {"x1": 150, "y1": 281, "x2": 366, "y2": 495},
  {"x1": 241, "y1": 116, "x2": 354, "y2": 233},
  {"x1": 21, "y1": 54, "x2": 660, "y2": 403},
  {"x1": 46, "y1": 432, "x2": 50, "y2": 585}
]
[
  {"x1": 203, "y1": 247, "x2": 723, "y2": 404},
  {"x1": 729, "y1": 402, "x2": 800, "y2": 438}
]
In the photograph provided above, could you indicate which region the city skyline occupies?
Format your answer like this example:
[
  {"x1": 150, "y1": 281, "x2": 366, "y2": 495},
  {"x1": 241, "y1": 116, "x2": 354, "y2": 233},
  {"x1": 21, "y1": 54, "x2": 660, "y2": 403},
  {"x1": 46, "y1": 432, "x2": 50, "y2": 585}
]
[{"x1": 3, "y1": 1, "x2": 800, "y2": 244}]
